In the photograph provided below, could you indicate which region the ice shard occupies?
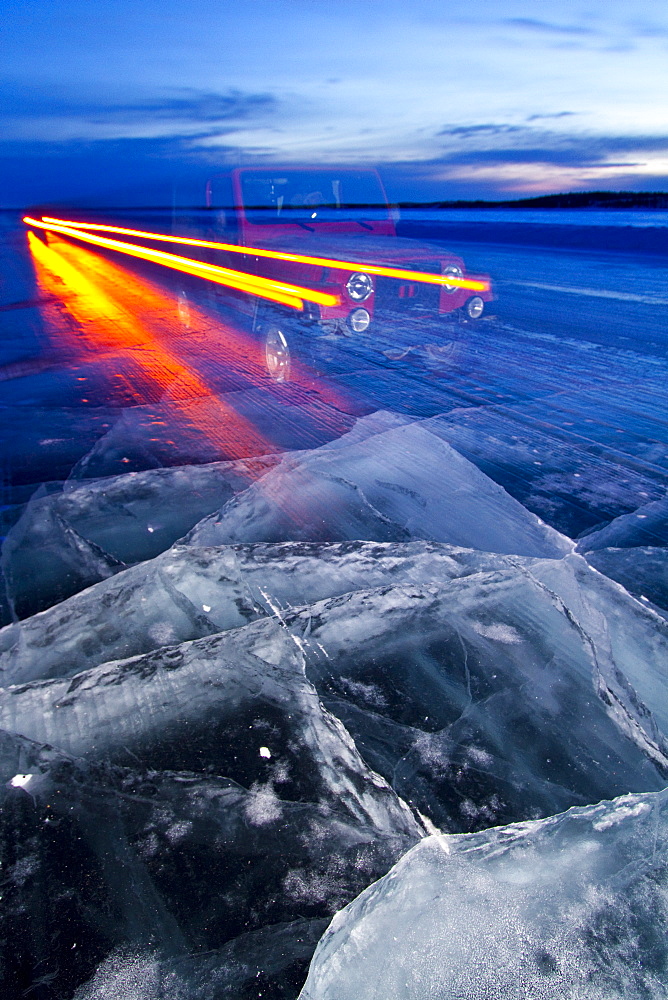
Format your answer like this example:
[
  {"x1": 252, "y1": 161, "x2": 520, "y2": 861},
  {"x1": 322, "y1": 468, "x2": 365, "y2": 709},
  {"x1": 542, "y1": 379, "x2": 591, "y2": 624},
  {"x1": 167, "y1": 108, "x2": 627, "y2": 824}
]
[
  {"x1": 0, "y1": 540, "x2": 506, "y2": 685},
  {"x1": 584, "y1": 545, "x2": 668, "y2": 617},
  {"x1": 0, "y1": 620, "x2": 422, "y2": 841},
  {"x1": 1, "y1": 453, "x2": 279, "y2": 620},
  {"x1": 277, "y1": 558, "x2": 668, "y2": 830},
  {"x1": 0, "y1": 622, "x2": 424, "y2": 998},
  {"x1": 299, "y1": 788, "x2": 668, "y2": 1000},
  {"x1": 186, "y1": 414, "x2": 571, "y2": 558},
  {"x1": 1, "y1": 492, "x2": 124, "y2": 621},
  {"x1": 577, "y1": 493, "x2": 668, "y2": 551}
]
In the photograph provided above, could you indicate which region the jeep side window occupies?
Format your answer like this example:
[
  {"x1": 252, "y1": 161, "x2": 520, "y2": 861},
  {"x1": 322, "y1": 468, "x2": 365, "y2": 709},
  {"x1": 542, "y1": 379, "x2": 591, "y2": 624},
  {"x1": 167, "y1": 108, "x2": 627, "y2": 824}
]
[{"x1": 238, "y1": 170, "x2": 390, "y2": 224}]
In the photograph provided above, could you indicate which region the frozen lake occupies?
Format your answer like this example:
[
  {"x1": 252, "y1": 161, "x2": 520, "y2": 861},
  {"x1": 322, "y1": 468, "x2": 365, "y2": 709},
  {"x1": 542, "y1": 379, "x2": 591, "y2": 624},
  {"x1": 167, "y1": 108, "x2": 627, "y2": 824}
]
[{"x1": 1, "y1": 209, "x2": 667, "y2": 997}]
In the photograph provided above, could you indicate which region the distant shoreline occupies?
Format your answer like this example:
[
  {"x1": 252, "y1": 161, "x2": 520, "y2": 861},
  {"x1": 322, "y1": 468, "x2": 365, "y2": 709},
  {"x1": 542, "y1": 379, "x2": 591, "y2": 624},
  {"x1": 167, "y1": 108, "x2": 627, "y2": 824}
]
[
  {"x1": 399, "y1": 191, "x2": 668, "y2": 211},
  {"x1": 3, "y1": 190, "x2": 668, "y2": 214}
]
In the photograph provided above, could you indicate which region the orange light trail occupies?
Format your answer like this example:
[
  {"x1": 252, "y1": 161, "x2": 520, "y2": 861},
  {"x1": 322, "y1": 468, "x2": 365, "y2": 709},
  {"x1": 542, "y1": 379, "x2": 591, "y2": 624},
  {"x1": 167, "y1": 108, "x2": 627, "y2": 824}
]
[
  {"x1": 26, "y1": 230, "x2": 283, "y2": 457},
  {"x1": 37, "y1": 215, "x2": 491, "y2": 293},
  {"x1": 23, "y1": 217, "x2": 341, "y2": 310},
  {"x1": 25, "y1": 232, "x2": 354, "y2": 464}
]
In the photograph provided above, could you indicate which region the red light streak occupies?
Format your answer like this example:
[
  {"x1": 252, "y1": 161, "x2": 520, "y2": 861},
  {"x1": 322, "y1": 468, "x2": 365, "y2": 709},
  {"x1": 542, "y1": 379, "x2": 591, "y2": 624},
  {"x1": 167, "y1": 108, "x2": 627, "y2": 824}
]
[
  {"x1": 37, "y1": 215, "x2": 491, "y2": 293},
  {"x1": 23, "y1": 217, "x2": 341, "y2": 310}
]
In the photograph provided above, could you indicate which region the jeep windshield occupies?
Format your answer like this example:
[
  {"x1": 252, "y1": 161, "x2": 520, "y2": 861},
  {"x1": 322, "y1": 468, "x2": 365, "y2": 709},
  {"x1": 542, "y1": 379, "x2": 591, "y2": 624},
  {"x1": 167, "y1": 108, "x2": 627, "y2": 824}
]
[{"x1": 238, "y1": 169, "x2": 391, "y2": 225}]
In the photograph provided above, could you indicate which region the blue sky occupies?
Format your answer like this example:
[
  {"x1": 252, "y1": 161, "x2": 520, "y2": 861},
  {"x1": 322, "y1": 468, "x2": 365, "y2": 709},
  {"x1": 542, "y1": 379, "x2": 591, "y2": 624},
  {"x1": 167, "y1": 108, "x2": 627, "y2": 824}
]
[{"x1": 2, "y1": 0, "x2": 668, "y2": 205}]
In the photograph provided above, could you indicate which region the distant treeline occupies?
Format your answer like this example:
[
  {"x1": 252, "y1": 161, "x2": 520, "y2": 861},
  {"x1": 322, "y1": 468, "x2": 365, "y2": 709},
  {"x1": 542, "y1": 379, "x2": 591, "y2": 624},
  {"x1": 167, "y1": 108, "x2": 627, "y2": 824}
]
[{"x1": 401, "y1": 191, "x2": 668, "y2": 210}]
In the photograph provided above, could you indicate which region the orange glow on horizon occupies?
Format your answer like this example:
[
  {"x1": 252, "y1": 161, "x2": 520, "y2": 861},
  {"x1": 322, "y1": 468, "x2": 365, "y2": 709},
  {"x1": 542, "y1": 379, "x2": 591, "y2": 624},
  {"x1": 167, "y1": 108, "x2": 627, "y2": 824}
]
[
  {"x1": 35, "y1": 215, "x2": 491, "y2": 293},
  {"x1": 23, "y1": 217, "x2": 341, "y2": 310}
]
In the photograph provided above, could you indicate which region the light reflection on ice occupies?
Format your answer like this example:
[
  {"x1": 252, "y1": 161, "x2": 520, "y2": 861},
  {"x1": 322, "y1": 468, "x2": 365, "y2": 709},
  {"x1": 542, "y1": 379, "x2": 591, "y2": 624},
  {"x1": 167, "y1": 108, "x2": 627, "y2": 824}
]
[{"x1": 9, "y1": 773, "x2": 33, "y2": 787}]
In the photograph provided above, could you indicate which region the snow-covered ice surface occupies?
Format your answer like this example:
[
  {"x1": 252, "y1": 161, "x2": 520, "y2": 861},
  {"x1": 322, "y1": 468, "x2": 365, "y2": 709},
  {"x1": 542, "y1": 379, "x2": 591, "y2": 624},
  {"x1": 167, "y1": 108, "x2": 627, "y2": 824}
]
[{"x1": 298, "y1": 788, "x2": 668, "y2": 1000}]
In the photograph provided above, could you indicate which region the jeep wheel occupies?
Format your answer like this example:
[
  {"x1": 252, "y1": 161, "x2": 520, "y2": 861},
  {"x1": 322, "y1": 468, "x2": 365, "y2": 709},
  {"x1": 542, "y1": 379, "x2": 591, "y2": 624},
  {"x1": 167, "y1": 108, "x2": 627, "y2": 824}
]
[
  {"x1": 264, "y1": 325, "x2": 291, "y2": 381},
  {"x1": 463, "y1": 295, "x2": 484, "y2": 320}
]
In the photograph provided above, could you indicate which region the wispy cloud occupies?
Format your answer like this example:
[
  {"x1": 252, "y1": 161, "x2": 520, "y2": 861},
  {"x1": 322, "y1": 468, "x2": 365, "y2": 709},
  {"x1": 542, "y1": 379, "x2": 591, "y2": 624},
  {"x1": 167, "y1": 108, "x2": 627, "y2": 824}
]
[
  {"x1": 438, "y1": 124, "x2": 523, "y2": 137},
  {"x1": 435, "y1": 123, "x2": 668, "y2": 163},
  {"x1": 1, "y1": 87, "x2": 280, "y2": 142},
  {"x1": 526, "y1": 112, "x2": 578, "y2": 122},
  {"x1": 502, "y1": 18, "x2": 597, "y2": 37},
  {"x1": 87, "y1": 90, "x2": 277, "y2": 125}
]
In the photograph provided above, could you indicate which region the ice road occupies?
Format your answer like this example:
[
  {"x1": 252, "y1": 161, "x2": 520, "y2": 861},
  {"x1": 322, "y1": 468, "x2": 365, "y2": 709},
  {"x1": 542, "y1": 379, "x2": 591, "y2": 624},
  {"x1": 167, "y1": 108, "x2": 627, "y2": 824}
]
[{"x1": 0, "y1": 209, "x2": 667, "y2": 998}]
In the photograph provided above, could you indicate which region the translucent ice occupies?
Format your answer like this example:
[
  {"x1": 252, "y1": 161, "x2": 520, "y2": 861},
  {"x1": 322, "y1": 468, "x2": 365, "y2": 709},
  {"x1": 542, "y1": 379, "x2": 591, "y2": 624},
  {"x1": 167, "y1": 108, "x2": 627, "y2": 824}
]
[
  {"x1": 186, "y1": 414, "x2": 571, "y2": 558},
  {"x1": 299, "y1": 788, "x2": 668, "y2": 1000},
  {"x1": 0, "y1": 724, "x2": 415, "y2": 1000},
  {"x1": 584, "y1": 545, "x2": 668, "y2": 616},
  {"x1": 0, "y1": 619, "x2": 423, "y2": 841},
  {"x1": 577, "y1": 492, "x2": 668, "y2": 551},
  {"x1": 1, "y1": 454, "x2": 279, "y2": 619},
  {"x1": 0, "y1": 540, "x2": 505, "y2": 684},
  {"x1": 279, "y1": 554, "x2": 668, "y2": 830}
]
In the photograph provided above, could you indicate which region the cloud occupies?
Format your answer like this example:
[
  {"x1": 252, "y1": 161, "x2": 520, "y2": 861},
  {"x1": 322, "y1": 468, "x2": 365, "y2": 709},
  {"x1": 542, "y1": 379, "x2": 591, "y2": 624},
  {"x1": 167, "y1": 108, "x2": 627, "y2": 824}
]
[
  {"x1": 435, "y1": 124, "x2": 668, "y2": 167},
  {"x1": 502, "y1": 18, "x2": 597, "y2": 37},
  {"x1": 438, "y1": 124, "x2": 523, "y2": 137},
  {"x1": 624, "y1": 19, "x2": 668, "y2": 39},
  {"x1": 378, "y1": 122, "x2": 668, "y2": 199},
  {"x1": 88, "y1": 90, "x2": 278, "y2": 125},
  {"x1": 526, "y1": 112, "x2": 577, "y2": 122},
  {"x1": 0, "y1": 86, "x2": 281, "y2": 143}
]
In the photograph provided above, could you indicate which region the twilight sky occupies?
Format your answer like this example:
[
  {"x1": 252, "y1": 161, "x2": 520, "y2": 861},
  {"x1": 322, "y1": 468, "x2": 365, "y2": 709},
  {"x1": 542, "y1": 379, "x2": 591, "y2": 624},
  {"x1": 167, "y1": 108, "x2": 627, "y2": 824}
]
[{"x1": 2, "y1": 0, "x2": 668, "y2": 206}]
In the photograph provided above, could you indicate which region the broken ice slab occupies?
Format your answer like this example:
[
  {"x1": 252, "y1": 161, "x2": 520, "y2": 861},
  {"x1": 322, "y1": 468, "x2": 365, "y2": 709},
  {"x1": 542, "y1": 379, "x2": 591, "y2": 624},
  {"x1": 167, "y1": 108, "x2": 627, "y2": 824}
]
[
  {"x1": 577, "y1": 492, "x2": 668, "y2": 551},
  {"x1": 0, "y1": 618, "x2": 423, "y2": 842},
  {"x1": 186, "y1": 413, "x2": 572, "y2": 558},
  {"x1": 0, "y1": 726, "x2": 414, "y2": 1000},
  {"x1": 299, "y1": 787, "x2": 668, "y2": 1000},
  {"x1": 0, "y1": 541, "x2": 509, "y2": 685},
  {"x1": 584, "y1": 545, "x2": 668, "y2": 617},
  {"x1": 1, "y1": 453, "x2": 280, "y2": 621},
  {"x1": 3, "y1": 541, "x2": 666, "y2": 832},
  {"x1": 279, "y1": 555, "x2": 668, "y2": 830},
  {"x1": 526, "y1": 553, "x2": 668, "y2": 743}
]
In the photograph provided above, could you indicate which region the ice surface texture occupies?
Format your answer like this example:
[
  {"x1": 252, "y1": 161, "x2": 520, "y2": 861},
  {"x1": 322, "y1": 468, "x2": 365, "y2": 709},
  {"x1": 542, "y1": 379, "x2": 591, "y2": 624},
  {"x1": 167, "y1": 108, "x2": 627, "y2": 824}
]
[
  {"x1": 3, "y1": 542, "x2": 667, "y2": 834},
  {"x1": 3, "y1": 408, "x2": 571, "y2": 623},
  {"x1": 584, "y1": 546, "x2": 668, "y2": 617},
  {"x1": 299, "y1": 788, "x2": 668, "y2": 1000},
  {"x1": 1, "y1": 409, "x2": 667, "y2": 998},
  {"x1": 577, "y1": 492, "x2": 668, "y2": 551},
  {"x1": 0, "y1": 625, "x2": 423, "y2": 997},
  {"x1": 0, "y1": 728, "x2": 344, "y2": 996},
  {"x1": 0, "y1": 540, "x2": 506, "y2": 684},
  {"x1": 1, "y1": 453, "x2": 278, "y2": 621},
  {"x1": 185, "y1": 413, "x2": 572, "y2": 557},
  {"x1": 281, "y1": 553, "x2": 668, "y2": 830}
]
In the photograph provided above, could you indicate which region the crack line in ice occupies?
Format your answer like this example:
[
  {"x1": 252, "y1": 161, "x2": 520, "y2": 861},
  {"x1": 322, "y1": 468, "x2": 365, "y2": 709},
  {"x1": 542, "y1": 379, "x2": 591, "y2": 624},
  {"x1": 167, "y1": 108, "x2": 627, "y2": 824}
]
[
  {"x1": 509, "y1": 557, "x2": 668, "y2": 770},
  {"x1": 258, "y1": 587, "x2": 310, "y2": 660}
]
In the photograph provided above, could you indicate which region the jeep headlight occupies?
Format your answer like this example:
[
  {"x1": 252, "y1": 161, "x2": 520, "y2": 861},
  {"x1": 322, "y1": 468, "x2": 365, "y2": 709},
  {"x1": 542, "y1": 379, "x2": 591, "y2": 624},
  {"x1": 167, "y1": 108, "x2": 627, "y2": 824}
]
[
  {"x1": 346, "y1": 273, "x2": 374, "y2": 302},
  {"x1": 442, "y1": 264, "x2": 463, "y2": 293}
]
